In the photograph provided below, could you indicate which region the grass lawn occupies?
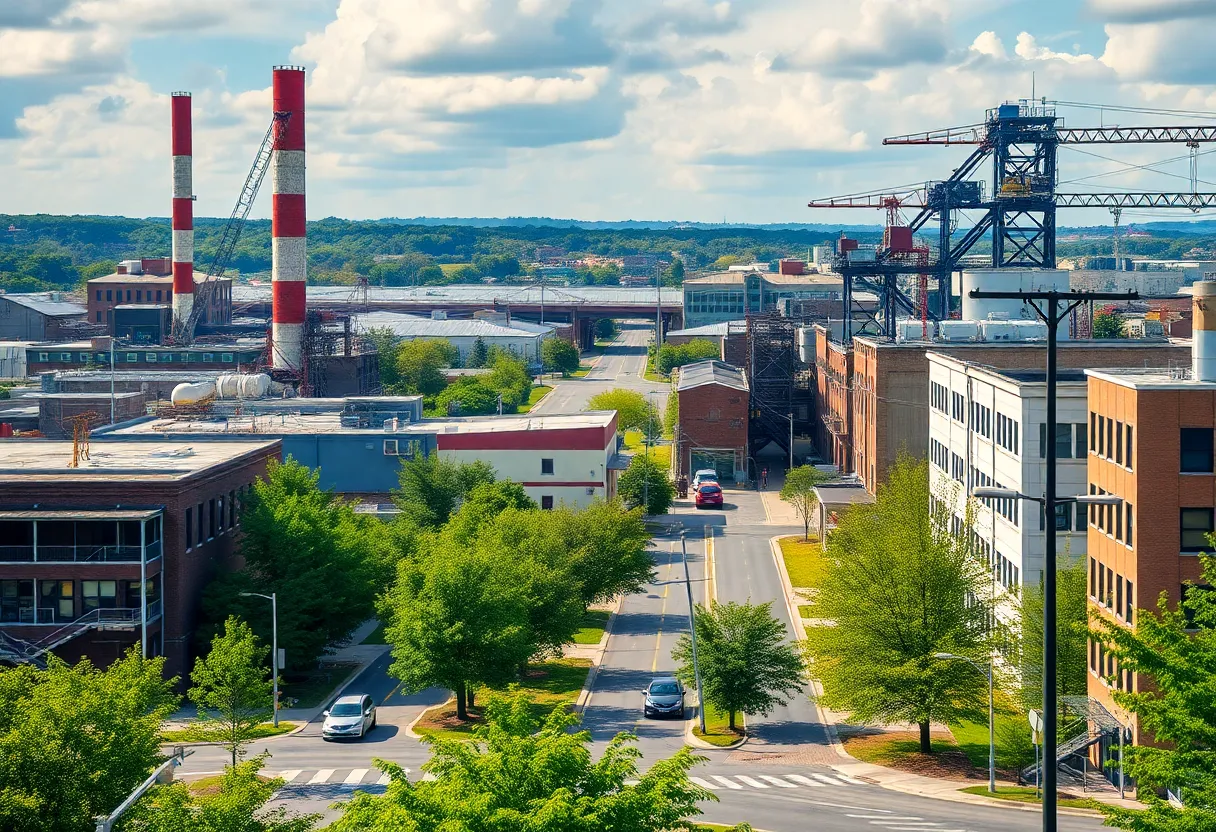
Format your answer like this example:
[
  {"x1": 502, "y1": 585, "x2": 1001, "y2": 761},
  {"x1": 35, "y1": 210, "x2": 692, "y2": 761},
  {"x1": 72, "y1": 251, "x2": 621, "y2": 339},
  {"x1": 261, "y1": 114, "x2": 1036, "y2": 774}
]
[
  {"x1": 797, "y1": 604, "x2": 814, "y2": 619},
  {"x1": 693, "y1": 702, "x2": 745, "y2": 747},
  {"x1": 842, "y1": 731, "x2": 984, "y2": 781},
  {"x1": 361, "y1": 622, "x2": 387, "y2": 644},
  {"x1": 283, "y1": 663, "x2": 362, "y2": 709},
  {"x1": 438, "y1": 263, "x2": 465, "y2": 275},
  {"x1": 570, "y1": 365, "x2": 593, "y2": 378},
  {"x1": 950, "y1": 714, "x2": 1028, "y2": 775},
  {"x1": 779, "y1": 536, "x2": 826, "y2": 589},
  {"x1": 414, "y1": 658, "x2": 592, "y2": 740},
  {"x1": 643, "y1": 368, "x2": 668, "y2": 384},
  {"x1": 517, "y1": 385, "x2": 552, "y2": 413},
  {"x1": 162, "y1": 721, "x2": 296, "y2": 743},
  {"x1": 573, "y1": 609, "x2": 611, "y2": 644},
  {"x1": 959, "y1": 785, "x2": 1106, "y2": 811}
]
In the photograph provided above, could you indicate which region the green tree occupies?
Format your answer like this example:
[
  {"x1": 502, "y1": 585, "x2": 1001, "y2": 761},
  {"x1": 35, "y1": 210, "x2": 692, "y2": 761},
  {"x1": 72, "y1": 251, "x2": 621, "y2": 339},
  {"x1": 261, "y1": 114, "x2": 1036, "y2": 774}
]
[
  {"x1": 1092, "y1": 310, "x2": 1127, "y2": 338},
  {"x1": 558, "y1": 500, "x2": 655, "y2": 604},
  {"x1": 329, "y1": 690, "x2": 741, "y2": 832},
  {"x1": 656, "y1": 340, "x2": 721, "y2": 374},
  {"x1": 595, "y1": 318, "x2": 620, "y2": 340},
  {"x1": 397, "y1": 339, "x2": 458, "y2": 396},
  {"x1": 485, "y1": 350, "x2": 533, "y2": 410},
  {"x1": 393, "y1": 452, "x2": 497, "y2": 528},
  {"x1": 586, "y1": 389, "x2": 659, "y2": 434},
  {"x1": 673, "y1": 600, "x2": 805, "y2": 731},
  {"x1": 0, "y1": 651, "x2": 179, "y2": 832},
  {"x1": 200, "y1": 459, "x2": 390, "y2": 671},
  {"x1": 467, "y1": 336, "x2": 489, "y2": 369},
  {"x1": 445, "y1": 480, "x2": 537, "y2": 544},
  {"x1": 363, "y1": 326, "x2": 401, "y2": 391},
  {"x1": 663, "y1": 392, "x2": 679, "y2": 438},
  {"x1": 436, "y1": 376, "x2": 499, "y2": 415},
  {"x1": 541, "y1": 337, "x2": 580, "y2": 376},
  {"x1": 713, "y1": 254, "x2": 742, "y2": 269},
  {"x1": 1010, "y1": 557, "x2": 1089, "y2": 712},
  {"x1": 780, "y1": 465, "x2": 832, "y2": 542},
  {"x1": 617, "y1": 453, "x2": 675, "y2": 515},
  {"x1": 1091, "y1": 555, "x2": 1216, "y2": 830},
  {"x1": 188, "y1": 617, "x2": 274, "y2": 767},
  {"x1": 662, "y1": 258, "x2": 686, "y2": 286},
  {"x1": 803, "y1": 456, "x2": 991, "y2": 753},
  {"x1": 384, "y1": 539, "x2": 533, "y2": 719},
  {"x1": 124, "y1": 755, "x2": 319, "y2": 832}
]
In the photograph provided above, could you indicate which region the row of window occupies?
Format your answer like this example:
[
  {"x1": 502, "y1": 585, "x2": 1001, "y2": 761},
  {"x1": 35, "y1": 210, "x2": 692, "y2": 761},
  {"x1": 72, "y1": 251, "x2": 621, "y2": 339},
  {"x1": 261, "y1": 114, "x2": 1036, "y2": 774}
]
[
  {"x1": 97, "y1": 288, "x2": 167, "y2": 304},
  {"x1": 995, "y1": 412, "x2": 1019, "y2": 455},
  {"x1": 1089, "y1": 639, "x2": 1134, "y2": 692},
  {"x1": 930, "y1": 381, "x2": 949, "y2": 414},
  {"x1": 970, "y1": 401, "x2": 992, "y2": 439},
  {"x1": 951, "y1": 391, "x2": 966, "y2": 423},
  {"x1": 929, "y1": 438, "x2": 949, "y2": 472},
  {"x1": 1037, "y1": 422, "x2": 1087, "y2": 459},
  {"x1": 185, "y1": 488, "x2": 246, "y2": 551},
  {"x1": 1089, "y1": 556, "x2": 1134, "y2": 623},
  {"x1": 37, "y1": 351, "x2": 240, "y2": 364},
  {"x1": 1088, "y1": 485, "x2": 1134, "y2": 547},
  {"x1": 1091, "y1": 413, "x2": 1135, "y2": 470},
  {"x1": 0, "y1": 577, "x2": 159, "y2": 624}
]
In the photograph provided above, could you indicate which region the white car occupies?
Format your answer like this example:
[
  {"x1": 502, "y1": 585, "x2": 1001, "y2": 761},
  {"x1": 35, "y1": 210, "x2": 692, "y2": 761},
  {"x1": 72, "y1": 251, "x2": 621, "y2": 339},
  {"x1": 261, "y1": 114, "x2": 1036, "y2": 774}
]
[
  {"x1": 322, "y1": 693, "x2": 377, "y2": 740},
  {"x1": 691, "y1": 469, "x2": 719, "y2": 489}
]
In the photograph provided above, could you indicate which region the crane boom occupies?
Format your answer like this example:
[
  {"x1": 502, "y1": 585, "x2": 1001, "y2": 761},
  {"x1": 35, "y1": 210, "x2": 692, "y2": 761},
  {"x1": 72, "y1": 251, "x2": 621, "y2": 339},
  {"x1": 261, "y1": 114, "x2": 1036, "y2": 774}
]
[
  {"x1": 885, "y1": 124, "x2": 1216, "y2": 146},
  {"x1": 173, "y1": 111, "x2": 290, "y2": 344}
]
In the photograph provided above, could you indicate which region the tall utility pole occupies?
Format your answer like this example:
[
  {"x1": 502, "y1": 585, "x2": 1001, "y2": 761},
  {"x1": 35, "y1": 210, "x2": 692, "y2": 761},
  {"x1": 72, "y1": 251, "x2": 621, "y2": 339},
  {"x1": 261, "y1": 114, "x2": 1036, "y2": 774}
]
[
  {"x1": 680, "y1": 530, "x2": 706, "y2": 733},
  {"x1": 970, "y1": 288, "x2": 1135, "y2": 832}
]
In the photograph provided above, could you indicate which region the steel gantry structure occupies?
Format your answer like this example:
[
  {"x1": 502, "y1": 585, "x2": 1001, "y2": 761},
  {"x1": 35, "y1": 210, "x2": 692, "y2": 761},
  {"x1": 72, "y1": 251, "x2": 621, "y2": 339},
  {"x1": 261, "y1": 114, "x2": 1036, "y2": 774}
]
[{"x1": 809, "y1": 100, "x2": 1216, "y2": 342}]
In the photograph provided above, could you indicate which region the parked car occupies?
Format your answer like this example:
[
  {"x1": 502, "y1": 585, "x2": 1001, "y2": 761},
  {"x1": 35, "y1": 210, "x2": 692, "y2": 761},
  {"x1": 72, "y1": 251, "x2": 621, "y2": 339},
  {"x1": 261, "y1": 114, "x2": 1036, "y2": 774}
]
[
  {"x1": 691, "y1": 469, "x2": 719, "y2": 489},
  {"x1": 695, "y1": 483, "x2": 724, "y2": 509},
  {"x1": 642, "y1": 677, "x2": 685, "y2": 718},
  {"x1": 322, "y1": 693, "x2": 377, "y2": 740}
]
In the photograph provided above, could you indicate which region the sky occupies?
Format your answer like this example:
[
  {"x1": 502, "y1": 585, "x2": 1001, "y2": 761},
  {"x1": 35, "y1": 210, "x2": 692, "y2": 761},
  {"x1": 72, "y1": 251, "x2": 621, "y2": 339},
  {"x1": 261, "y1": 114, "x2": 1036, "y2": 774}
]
[{"x1": 5, "y1": 0, "x2": 1216, "y2": 226}]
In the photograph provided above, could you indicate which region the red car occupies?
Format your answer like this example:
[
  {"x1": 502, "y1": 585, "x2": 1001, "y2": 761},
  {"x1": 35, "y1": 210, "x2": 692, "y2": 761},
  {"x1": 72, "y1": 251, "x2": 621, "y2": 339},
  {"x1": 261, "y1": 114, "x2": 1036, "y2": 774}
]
[{"x1": 695, "y1": 483, "x2": 724, "y2": 509}]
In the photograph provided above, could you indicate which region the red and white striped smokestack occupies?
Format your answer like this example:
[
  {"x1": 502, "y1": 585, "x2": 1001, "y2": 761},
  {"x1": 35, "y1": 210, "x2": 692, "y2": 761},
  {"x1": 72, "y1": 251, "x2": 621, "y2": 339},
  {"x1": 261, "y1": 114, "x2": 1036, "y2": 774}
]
[
  {"x1": 271, "y1": 65, "x2": 306, "y2": 370},
  {"x1": 171, "y1": 92, "x2": 193, "y2": 329}
]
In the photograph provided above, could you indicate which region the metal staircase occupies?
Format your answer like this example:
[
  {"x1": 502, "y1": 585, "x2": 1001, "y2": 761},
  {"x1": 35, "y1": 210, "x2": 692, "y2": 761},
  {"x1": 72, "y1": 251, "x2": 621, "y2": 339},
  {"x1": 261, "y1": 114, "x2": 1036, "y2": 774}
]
[
  {"x1": 1022, "y1": 696, "x2": 1127, "y2": 783},
  {"x1": 0, "y1": 609, "x2": 142, "y2": 667}
]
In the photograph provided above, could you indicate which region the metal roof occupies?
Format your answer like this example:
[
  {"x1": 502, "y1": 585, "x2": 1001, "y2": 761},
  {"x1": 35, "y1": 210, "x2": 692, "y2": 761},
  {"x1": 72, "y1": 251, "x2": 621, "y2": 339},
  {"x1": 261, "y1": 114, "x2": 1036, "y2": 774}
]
[
  {"x1": 0, "y1": 508, "x2": 162, "y2": 520},
  {"x1": 666, "y1": 321, "x2": 746, "y2": 338},
  {"x1": 232, "y1": 283, "x2": 683, "y2": 307},
  {"x1": 354, "y1": 312, "x2": 554, "y2": 339},
  {"x1": 0, "y1": 293, "x2": 87, "y2": 317},
  {"x1": 676, "y1": 360, "x2": 748, "y2": 392}
]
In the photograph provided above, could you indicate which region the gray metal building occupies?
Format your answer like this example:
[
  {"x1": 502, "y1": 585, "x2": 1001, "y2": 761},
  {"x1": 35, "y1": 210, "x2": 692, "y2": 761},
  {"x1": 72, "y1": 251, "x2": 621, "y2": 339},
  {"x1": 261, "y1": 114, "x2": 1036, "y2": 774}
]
[{"x1": 0, "y1": 293, "x2": 88, "y2": 341}]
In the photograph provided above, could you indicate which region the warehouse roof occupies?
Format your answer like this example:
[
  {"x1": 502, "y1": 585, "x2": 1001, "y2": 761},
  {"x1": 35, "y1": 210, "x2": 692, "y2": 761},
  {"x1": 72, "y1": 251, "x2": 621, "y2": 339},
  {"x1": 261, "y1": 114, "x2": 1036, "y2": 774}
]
[
  {"x1": 354, "y1": 311, "x2": 555, "y2": 339},
  {"x1": 683, "y1": 272, "x2": 841, "y2": 287},
  {"x1": 0, "y1": 439, "x2": 278, "y2": 479},
  {"x1": 233, "y1": 284, "x2": 683, "y2": 306},
  {"x1": 666, "y1": 321, "x2": 746, "y2": 338},
  {"x1": 676, "y1": 360, "x2": 748, "y2": 392},
  {"x1": 0, "y1": 293, "x2": 87, "y2": 317},
  {"x1": 88, "y1": 271, "x2": 227, "y2": 285}
]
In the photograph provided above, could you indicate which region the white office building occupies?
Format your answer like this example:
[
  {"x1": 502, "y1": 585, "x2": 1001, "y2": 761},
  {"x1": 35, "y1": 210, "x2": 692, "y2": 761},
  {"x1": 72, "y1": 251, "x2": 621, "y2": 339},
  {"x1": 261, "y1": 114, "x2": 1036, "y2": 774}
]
[{"x1": 927, "y1": 352, "x2": 1091, "y2": 618}]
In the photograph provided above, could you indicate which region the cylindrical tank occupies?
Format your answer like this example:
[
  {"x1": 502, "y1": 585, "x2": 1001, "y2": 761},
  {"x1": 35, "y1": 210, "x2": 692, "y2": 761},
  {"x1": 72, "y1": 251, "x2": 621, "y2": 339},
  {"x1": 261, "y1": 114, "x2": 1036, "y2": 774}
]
[
  {"x1": 961, "y1": 268, "x2": 1070, "y2": 340},
  {"x1": 1193, "y1": 280, "x2": 1216, "y2": 381},
  {"x1": 170, "y1": 381, "x2": 216, "y2": 406},
  {"x1": 215, "y1": 373, "x2": 273, "y2": 399}
]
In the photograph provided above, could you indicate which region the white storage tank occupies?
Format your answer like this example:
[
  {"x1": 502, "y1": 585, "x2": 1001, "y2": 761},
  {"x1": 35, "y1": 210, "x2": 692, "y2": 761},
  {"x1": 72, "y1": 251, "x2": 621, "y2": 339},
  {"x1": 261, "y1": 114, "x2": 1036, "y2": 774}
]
[
  {"x1": 170, "y1": 381, "x2": 216, "y2": 406},
  {"x1": 961, "y1": 268, "x2": 1070, "y2": 340}
]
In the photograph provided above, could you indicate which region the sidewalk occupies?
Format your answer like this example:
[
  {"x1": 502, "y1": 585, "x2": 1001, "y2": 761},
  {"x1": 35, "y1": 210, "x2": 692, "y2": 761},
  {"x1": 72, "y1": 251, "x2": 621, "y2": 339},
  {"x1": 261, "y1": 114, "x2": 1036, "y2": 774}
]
[
  {"x1": 757, "y1": 468, "x2": 800, "y2": 525},
  {"x1": 164, "y1": 618, "x2": 389, "y2": 731}
]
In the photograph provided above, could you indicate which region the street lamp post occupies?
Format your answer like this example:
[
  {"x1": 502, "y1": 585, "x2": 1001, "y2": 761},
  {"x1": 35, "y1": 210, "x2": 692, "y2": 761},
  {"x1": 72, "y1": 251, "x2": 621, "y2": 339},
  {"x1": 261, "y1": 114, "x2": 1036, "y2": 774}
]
[
  {"x1": 970, "y1": 488, "x2": 1123, "y2": 810},
  {"x1": 679, "y1": 530, "x2": 707, "y2": 734},
  {"x1": 935, "y1": 652, "x2": 995, "y2": 793},
  {"x1": 239, "y1": 591, "x2": 279, "y2": 726},
  {"x1": 969, "y1": 287, "x2": 1135, "y2": 832}
]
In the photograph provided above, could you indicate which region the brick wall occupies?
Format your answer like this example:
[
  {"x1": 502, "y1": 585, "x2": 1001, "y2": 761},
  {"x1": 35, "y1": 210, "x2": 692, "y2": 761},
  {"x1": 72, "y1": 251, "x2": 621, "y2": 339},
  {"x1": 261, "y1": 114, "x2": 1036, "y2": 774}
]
[{"x1": 676, "y1": 383, "x2": 749, "y2": 478}]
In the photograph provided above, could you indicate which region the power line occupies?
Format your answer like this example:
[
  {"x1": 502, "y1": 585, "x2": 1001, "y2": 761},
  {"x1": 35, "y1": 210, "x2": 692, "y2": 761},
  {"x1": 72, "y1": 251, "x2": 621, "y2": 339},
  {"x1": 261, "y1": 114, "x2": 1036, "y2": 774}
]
[
  {"x1": 1059, "y1": 144, "x2": 1216, "y2": 188},
  {"x1": 1051, "y1": 100, "x2": 1216, "y2": 122}
]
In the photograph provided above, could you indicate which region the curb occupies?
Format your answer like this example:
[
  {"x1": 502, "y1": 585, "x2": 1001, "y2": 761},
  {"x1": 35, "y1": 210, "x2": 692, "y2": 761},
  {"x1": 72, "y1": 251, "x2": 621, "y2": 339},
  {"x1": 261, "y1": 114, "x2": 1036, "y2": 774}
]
[
  {"x1": 404, "y1": 697, "x2": 455, "y2": 740},
  {"x1": 683, "y1": 709, "x2": 747, "y2": 750}
]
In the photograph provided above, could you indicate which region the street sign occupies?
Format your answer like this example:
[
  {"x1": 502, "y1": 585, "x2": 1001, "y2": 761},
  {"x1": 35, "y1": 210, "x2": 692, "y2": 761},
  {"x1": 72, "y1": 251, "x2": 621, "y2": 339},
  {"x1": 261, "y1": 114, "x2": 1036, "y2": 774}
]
[
  {"x1": 277, "y1": 648, "x2": 286, "y2": 671},
  {"x1": 1028, "y1": 709, "x2": 1043, "y2": 733}
]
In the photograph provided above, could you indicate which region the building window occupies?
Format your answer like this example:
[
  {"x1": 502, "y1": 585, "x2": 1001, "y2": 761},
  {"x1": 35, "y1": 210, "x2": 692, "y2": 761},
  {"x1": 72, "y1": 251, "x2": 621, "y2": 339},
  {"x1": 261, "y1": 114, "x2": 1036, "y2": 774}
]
[
  {"x1": 156, "y1": 290, "x2": 163, "y2": 302},
  {"x1": 126, "y1": 290, "x2": 131, "y2": 302},
  {"x1": 1089, "y1": 556, "x2": 1096, "y2": 598},
  {"x1": 1181, "y1": 508, "x2": 1213, "y2": 553},
  {"x1": 1075, "y1": 422, "x2": 1087, "y2": 459},
  {"x1": 126, "y1": 353, "x2": 137, "y2": 362},
  {"x1": 1125, "y1": 578, "x2": 1134, "y2": 621},
  {"x1": 1181, "y1": 428, "x2": 1214, "y2": 473},
  {"x1": 197, "y1": 503, "x2": 205, "y2": 544},
  {"x1": 1126, "y1": 425, "x2": 1134, "y2": 470},
  {"x1": 39, "y1": 580, "x2": 74, "y2": 622},
  {"x1": 79, "y1": 353, "x2": 89, "y2": 362},
  {"x1": 1126, "y1": 503, "x2": 1133, "y2": 546},
  {"x1": 146, "y1": 353, "x2": 157, "y2": 363},
  {"x1": 541, "y1": 496, "x2": 554, "y2": 510},
  {"x1": 707, "y1": 407, "x2": 721, "y2": 422},
  {"x1": 202, "y1": 353, "x2": 214, "y2": 362},
  {"x1": 0, "y1": 580, "x2": 34, "y2": 624},
  {"x1": 135, "y1": 290, "x2": 142, "y2": 302},
  {"x1": 95, "y1": 290, "x2": 102, "y2": 301},
  {"x1": 106, "y1": 289, "x2": 113, "y2": 301},
  {"x1": 541, "y1": 458, "x2": 554, "y2": 475},
  {"x1": 217, "y1": 498, "x2": 225, "y2": 534},
  {"x1": 59, "y1": 353, "x2": 71, "y2": 361},
  {"x1": 221, "y1": 353, "x2": 234, "y2": 363},
  {"x1": 951, "y1": 391, "x2": 965, "y2": 423},
  {"x1": 1115, "y1": 422, "x2": 1123, "y2": 465},
  {"x1": 95, "y1": 311, "x2": 102, "y2": 322},
  {"x1": 186, "y1": 507, "x2": 194, "y2": 549},
  {"x1": 82, "y1": 580, "x2": 117, "y2": 612},
  {"x1": 229, "y1": 491, "x2": 237, "y2": 529},
  {"x1": 208, "y1": 498, "x2": 216, "y2": 539}
]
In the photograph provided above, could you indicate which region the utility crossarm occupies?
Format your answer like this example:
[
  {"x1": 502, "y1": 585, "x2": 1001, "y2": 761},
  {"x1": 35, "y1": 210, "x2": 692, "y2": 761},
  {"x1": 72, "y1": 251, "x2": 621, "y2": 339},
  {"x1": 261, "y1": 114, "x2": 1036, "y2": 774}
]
[
  {"x1": 174, "y1": 110, "x2": 291, "y2": 344},
  {"x1": 1056, "y1": 192, "x2": 1216, "y2": 208},
  {"x1": 885, "y1": 124, "x2": 1216, "y2": 145}
]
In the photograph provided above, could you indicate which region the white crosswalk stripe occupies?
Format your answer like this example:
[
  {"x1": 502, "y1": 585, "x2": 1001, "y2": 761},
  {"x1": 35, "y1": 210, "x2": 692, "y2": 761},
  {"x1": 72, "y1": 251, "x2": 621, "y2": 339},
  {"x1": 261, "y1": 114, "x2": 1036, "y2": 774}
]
[
  {"x1": 689, "y1": 776, "x2": 719, "y2": 790},
  {"x1": 376, "y1": 772, "x2": 391, "y2": 785},
  {"x1": 809, "y1": 772, "x2": 842, "y2": 786},
  {"x1": 308, "y1": 770, "x2": 335, "y2": 785},
  {"x1": 278, "y1": 770, "x2": 303, "y2": 783},
  {"x1": 344, "y1": 769, "x2": 369, "y2": 785},
  {"x1": 711, "y1": 775, "x2": 743, "y2": 790},
  {"x1": 758, "y1": 775, "x2": 798, "y2": 788},
  {"x1": 734, "y1": 775, "x2": 770, "y2": 789},
  {"x1": 783, "y1": 774, "x2": 826, "y2": 788}
]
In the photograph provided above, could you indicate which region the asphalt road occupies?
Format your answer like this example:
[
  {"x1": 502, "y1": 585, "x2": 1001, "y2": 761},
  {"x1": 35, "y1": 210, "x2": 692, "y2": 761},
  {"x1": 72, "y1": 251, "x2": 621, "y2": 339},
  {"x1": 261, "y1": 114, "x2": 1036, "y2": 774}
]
[{"x1": 529, "y1": 322, "x2": 669, "y2": 416}]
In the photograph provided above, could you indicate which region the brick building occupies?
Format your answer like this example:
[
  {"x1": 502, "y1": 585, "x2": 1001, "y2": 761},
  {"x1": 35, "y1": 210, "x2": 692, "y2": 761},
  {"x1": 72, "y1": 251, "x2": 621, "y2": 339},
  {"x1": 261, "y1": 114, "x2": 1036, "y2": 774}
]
[
  {"x1": 88, "y1": 271, "x2": 232, "y2": 330},
  {"x1": 837, "y1": 333, "x2": 1190, "y2": 495},
  {"x1": 673, "y1": 360, "x2": 749, "y2": 483},
  {"x1": 0, "y1": 439, "x2": 280, "y2": 681},
  {"x1": 814, "y1": 324, "x2": 853, "y2": 473},
  {"x1": 25, "y1": 340, "x2": 265, "y2": 375}
]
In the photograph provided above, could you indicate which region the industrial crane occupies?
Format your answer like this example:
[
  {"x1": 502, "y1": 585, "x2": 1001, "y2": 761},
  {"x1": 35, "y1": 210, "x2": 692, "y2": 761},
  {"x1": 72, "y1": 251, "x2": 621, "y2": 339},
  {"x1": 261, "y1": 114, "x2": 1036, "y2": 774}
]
[
  {"x1": 808, "y1": 100, "x2": 1216, "y2": 342},
  {"x1": 171, "y1": 111, "x2": 291, "y2": 344}
]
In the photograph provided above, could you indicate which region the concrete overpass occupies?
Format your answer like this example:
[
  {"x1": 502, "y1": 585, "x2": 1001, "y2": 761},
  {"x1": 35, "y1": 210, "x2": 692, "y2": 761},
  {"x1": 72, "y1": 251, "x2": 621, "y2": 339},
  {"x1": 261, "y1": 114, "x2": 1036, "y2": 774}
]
[{"x1": 231, "y1": 284, "x2": 684, "y2": 348}]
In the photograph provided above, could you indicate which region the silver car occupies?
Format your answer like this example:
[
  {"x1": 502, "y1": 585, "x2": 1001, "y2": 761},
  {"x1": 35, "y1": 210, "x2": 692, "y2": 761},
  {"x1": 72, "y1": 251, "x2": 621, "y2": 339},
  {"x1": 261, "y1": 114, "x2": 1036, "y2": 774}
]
[
  {"x1": 691, "y1": 469, "x2": 719, "y2": 490},
  {"x1": 322, "y1": 693, "x2": 377, "y2": 740},
  {"x1": 642, "y1": 677, "x2": 685, "y2": 719}
]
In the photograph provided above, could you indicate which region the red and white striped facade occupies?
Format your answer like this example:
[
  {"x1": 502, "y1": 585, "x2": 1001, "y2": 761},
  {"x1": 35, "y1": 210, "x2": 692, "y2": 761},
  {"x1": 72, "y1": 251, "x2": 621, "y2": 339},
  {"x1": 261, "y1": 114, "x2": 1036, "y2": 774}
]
[
  {"x1": 271, "y1": 66, "x2": 307, "y2": 369},
  {"x1": 170, "y1": 92, "x2": 193, "y2": 328}
]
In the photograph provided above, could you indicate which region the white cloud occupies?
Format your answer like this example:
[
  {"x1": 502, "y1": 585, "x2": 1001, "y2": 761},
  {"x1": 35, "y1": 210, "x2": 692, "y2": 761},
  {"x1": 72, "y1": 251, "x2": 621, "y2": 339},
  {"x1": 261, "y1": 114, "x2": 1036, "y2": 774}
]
[
  {"x1": 1088, "y1": 0, "x2": 1216, "y2": 24},
  {"x1": 969, "y1": 31, "x2": 1006, "y2": 60},
  {"x1": 0, "y1": 28, "x2": 122, "y2": 77}
]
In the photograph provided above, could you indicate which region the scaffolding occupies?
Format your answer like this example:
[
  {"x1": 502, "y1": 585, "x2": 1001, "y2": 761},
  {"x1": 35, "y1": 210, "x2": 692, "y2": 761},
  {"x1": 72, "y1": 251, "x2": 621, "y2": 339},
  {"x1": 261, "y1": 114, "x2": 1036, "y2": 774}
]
[{"x1": 746, "y1": 312, "x2": 797, "y2": 461}]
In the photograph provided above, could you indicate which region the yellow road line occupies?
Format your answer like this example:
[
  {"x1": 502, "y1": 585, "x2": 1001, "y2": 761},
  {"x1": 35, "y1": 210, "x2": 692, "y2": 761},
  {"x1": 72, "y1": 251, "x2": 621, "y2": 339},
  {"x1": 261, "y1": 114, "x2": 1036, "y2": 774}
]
[
  {"x1": 651, "y1": 542, "x2": 675, "y2": 673},
  {"x1": 705, "y1": 526, "x2": 716, "y2": 602},
  {"x1": 382, "y1": 683, "x2": 400, "y2": 705}
]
